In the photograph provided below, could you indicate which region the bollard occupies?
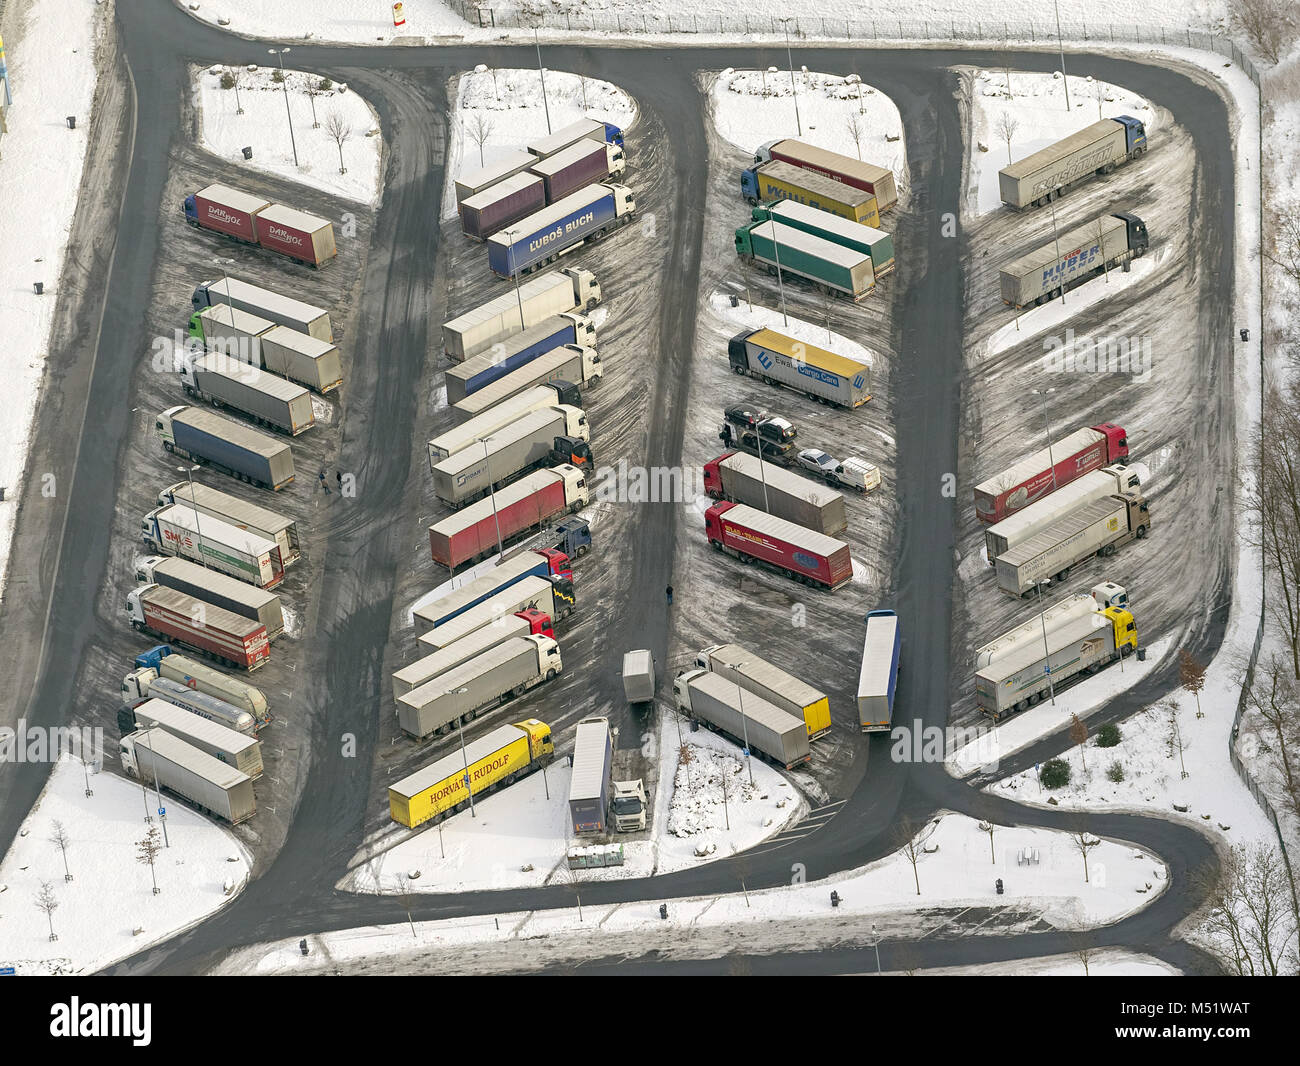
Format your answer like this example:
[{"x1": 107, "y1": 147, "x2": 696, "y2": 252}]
[
  {"x1": 729, "y1": 294, "x2": 739, "y2": 307},
  {"x1": 659, "y1": 904, "x2": 668, "y2": 920},
  {"x1": 299, "y1": 938, "x2": 309, "y2": 956},
  {"x1": 1240, "y1": 328, "x2": 1249, "y2": 342},
  {"x1": 995, "y1": 878, "x2": 1004, "y2": 895},
  {"x1": 242, "y1": 146, "x2": 253, "y2": 160},
  {"x1": 33, "y1": 282, "x2": 43, "y2": 295},
  {"x1": 66, "y1": 116, "x2": 76, "y2": 129},
  {"x1": 830, "y1": 890, "x2": 841, "y2": 908}
]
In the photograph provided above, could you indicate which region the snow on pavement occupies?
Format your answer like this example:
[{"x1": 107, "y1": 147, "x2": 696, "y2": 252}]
[
  {"x1": 0, "y1": 755, "x2": 251, "y2": 975},
  {"x1": 194, "y1": 64, "x2": 383, "y2": 205},
  {"x1": 0, "y1": 0, "x2": 104, "y2": 606},
  {"x1": 707, "y1": 290, "x2": 881, "y2": 369}
]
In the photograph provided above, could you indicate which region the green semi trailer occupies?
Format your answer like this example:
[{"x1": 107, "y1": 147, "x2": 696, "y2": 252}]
[{"x1": 734, "y1": 219, "x2": 875, "y2": 301}]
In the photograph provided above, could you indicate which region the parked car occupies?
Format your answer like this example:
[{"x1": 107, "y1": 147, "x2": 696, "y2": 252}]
[{"x1": 796, "y1": 448, "x2": 880, "y2": 493}]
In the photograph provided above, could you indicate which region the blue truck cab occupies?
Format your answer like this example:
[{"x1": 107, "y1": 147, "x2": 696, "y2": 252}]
[
  {"x1": 602, "y1": 121, "x2": 625, "y2": 148},
  {"x1": 1113, "y1": 115, "x2": 1147, "y2": 154},
  {"x1": 181, "y1": 194, "x2": 200, "y2": 224},
  {"x1": 134, "y1": 644, "x2": 174, "y2": 671},
  {"x1": 739, "y1": 166, "x2": 762, "y2": 203},
  {"x1": 550, "y1": 515, "x2": 591, "y2": 558}
]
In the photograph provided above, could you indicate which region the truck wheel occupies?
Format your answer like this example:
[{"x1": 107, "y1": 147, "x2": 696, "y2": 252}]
[
  {"x1": 131, "y1": 621, "x2": 144, "y2": 632},
  {"x1": 575, "y1": 544, "x2": 588, "y2": 557},
  {"x1": 512, "y1": 684, "x2": 526, "y2": 697},
  {"x1": 546, "y1": 668, "x2": 556, "y2": 680},
  {"x1": 1056, "y1": 568, "x2": 1070, "y2": 582},
  {"x1": 163, "y1": 442, "x2": 175, "y2": 453},
  {"x1": 710, "y1": 539, "x2": 722, "y2": 551},
  {"x1": 1136, "y1": 525, "x2": 1148, "y2": 539}
]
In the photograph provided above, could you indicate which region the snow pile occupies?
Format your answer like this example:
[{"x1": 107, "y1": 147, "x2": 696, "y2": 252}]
[
  {"x1": 666, "y1": 745, "x2": 763, "y2": 839},
  {"x1": 707, "y1": 68, "x2": 907, "y2": 198},
  {"x1": 0, "y1": 0, "x2": 103, "y2": 605},
  {"x1": 0, "y1": 755, "x2": 251, "y2": 975},
  {"x1": 707, "y1": 291, "x2": 881, "y2": 369},
  {"x1": 443, "y1": 68, "x2": 639, "y2": 220},
  {"x1": 194, "y1": 64, "x2": 383, "y2": 205},
  {"x1": 966, "y1": 69, "x2": 1158, "y2": 215}
]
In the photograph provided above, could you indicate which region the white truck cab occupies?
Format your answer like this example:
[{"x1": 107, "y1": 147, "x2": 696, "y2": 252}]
[{"x1": 611, "y1": 779, "x2": 647, "y2": 832}]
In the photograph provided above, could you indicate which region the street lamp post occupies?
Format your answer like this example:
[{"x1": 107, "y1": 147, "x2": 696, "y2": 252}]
[
  {"x1": 179, "y1": 464, "x2": 206, "y2": 570},
  {"x1": 1030, "y1": 387, "x2": 1058, "y2": 496},
  {"x1": 778, "y1": 19, "x2": 803, "y2": 136},
  {"x1": 533, "y1": 30, "x2": 552, "y2": 134},
  {"x1": 768, "y1": 221, "x2": 790, "y2": 327},
  {"x1": 476, "y1": 438, "x2": 504, "y2": 558},
  {"x1": 1053, "y1": 0, "x2": 1071, "y2": 111},
  {"x1": 140, "y1": 725, "x2": 170, "y2": 847},
  {"x1": 1049, "y1": 200, "x2": 1066, "y2": 306},
  {"x1": 1035, "y1": 579, "x2": 1057, "y2": 705},
  {"x1": 733, "y1": 675, "x2": 755, "y2": 786},
  {"x1": 267, "y1": 48, "x2": 299, "y2": 167},
  {"x1": 872, "y1": 923, "x2": 882, "y2": 972},
  {"x1": 453, "y1": 687, "x2": 476, "y2": 818},
  {"x1": 503, "y1": 227, "x2": 526, "y2": 329}
]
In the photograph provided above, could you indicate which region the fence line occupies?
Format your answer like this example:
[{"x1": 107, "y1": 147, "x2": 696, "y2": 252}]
[{"x1": 463, "y1": 8, "x2": 1260, "y2": 86}]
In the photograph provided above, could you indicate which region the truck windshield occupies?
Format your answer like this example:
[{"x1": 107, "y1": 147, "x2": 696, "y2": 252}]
[{"x1": 612, "y1": 798, "x2": 641, "y2": 814}]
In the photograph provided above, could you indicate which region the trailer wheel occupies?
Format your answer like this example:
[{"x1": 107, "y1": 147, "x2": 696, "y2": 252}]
[
  {"x1": 766, "y1": 265, "x2": 778, "y2": 278},
  {"x1": 1135, "y1": 525, "x2": 1148, "y2": 539},
  {"x1": 513, "y1": 684, "x2": 526, "y2": 697}
]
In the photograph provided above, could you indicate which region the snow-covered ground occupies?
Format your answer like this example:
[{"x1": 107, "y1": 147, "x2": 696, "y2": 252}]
[
  {"x1": 193, "y1": 64, "x2": 382, "y2": 205},
  {"x1": 229, "y1": 812, "x2": 1168, "y2": 973},
  {"x1": 0, "y1": 755, "x2": 251, "y2": 975},
  {"x1": 966, "y1": 69, "x2": 1159, "y2": 215},
  {"x1": 705, "y1": 68, "x2": 907, "y2": 200},
  {"x1": 343, "y1": 707, "x2": 803, "y2": 894},
  {"x1": 0, "y1": 0, "x2": 104, "y2": 606},
  {"x1": 707, "y1": 291, "x2": 881, "y2": 369},
  {"x1": 442, "y1": 67, "x2": 638, "y2": 221},
  {"x1": 917, "y1": 950, "x2": 1179, "y2": 976}
]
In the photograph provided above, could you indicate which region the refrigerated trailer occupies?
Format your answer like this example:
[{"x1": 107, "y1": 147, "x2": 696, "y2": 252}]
[
  {"x1": 413, "y1": 550, "x2": 571, "y2": 631},
  {"x1": 998, "y1": 116, "x2": 1148, "y2": 210},
  {"x1": 156, "y1": 480, "x2": 301, "y2": 568},
  {"x1": 1000, "y1": 212, "x2": 1149, "y2": 308},
  {"x1": 446, "y1": 313, "x2": 596, "y2": 402},
  {"x1": 459, "y1": 171, "x2": 546, "y2": 241},
  {"x1": 191, "y1": 275, "x2": 333, "y2": 341},
  {"x1": 569, "y1": 716, "x2": 613, "y2": 835},
  {"x1": 705, "y1": 501, "x2": 853, "y2": 590},
  {"x1": 734, "y1": 219, "x2": 875, "y2": 301},
  {"x1": 751, "y1": 200, "x2": 895, "y2": 276},
  {"x1": 528, "y1": 139, "x2": 624, "y2": 203},
  {"x1": 452, "y1": 347, "x2": 600, "y2": 422},
  {"x1": 418, "y1": 574, "x2": 574, "y2": 648},
  {"x1": 127, "y1": 585, "x2": 270, "y2": 671},
  {"x1": 120, "y1": 727, "x2": 256, "y2": 824},
  {"x1": 754, "y1": 139, "x2": 899, "y2": 211},
  {"x1": 140, "y1": 504, "x2": 284, "y2": 588},
  {"x1": 727, "y1": 327, "x2": 872, "y2": 408},
  {"x1": 442, "y1": 267, "x2": 601, "y2": 362},
  {"x1": 694, "y1": 643, "x2": 831, "y2": 740},
  {"x1": 396, "y1": 609, "x2": 553, "y2": 699},
  {"x1": 703, "y1": 451, "x2": 847, "y2": 536},
  {"x1": 740, "y1": 160, "x2": 881, "y2": 226},
  {"x1": 430, "y1": 382, "x2": 583, "y2": 464},
  {"x1": 259, "y1": 326, "x2": 344, "y2": 394},
  {"x1": 135, "y1": 555, "x2": 285, "y2": 640},
  {"x1": 397, "y1": 635, "x2": 563, "y2": 739},
  {"x1": 155, "y1": 406, "x2": 295, "y2": 491},
  {"x1": 857, "y1": 610, "x2": 900, "y2": 733},
  {"x1": 974, "y1": 423, "x2": 1129, "y2": 524},
  {"x1": 178, "y1": 353, "x2": 315, "y2": 436},
  {"x1": 672, "y1": 669, "x2": 811, "y2": 769},
  {"x1": 125, "y1": 698, "x2": 263, "y2": 778}
]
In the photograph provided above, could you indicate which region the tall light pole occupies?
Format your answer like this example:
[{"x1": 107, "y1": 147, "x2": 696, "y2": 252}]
[
  {"x1": 503, "y1": 226, "x2": 526, "y2": 329},
  {"x1": 1052, "y1": 0, "x2": 1071, "y2": 112},
  {"x1": 1030, "y1": 387, "x2": 1058, "y2": 496},
  {"x1": 871, "y1": 923, "x2": 882, "y2": 972},
  {"x1": 453, "y1": 686, "x2": 476, "y2": 817},
  {"x1": 268, "y1": 48, "x2": 299, "y2": 167},
  {"x1": 179, "y1": 464, "x2": 207, "y2": 570},
  {"x1": 767, "y1": 221, "x2": 790, "y2": 327},
  {"x1": 733, "y1": 675, "x2": 755, "y2": 786},
  {"x1": 778, "y1": 19, "x2": 803, "y2": 136},
  {"x1": 139, "y1": 726, "x2": 170, "y2": 847},
  {"x1": 1035, "y1": 579, "x2": 1057, "y2": 705},
  {"x1": 755, "y1": 451, "x2": 772, "y2": 514},
  {"x1": 533, "y1": 29, "x2": 552, "y2": 134},
  {"x1": 1049, "y1": 199, "x2": 1066, "y2": 305},
  {"x1": 476, "y1": 438, "x2": 504, "y2": 558}
]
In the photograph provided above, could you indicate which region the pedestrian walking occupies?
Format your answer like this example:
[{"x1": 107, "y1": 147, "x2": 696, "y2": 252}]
[
  {"x1": 666, "y1": 585, "x2": 673, "y2": 605},
  {"x1": 318, "y1": 469, "x2": 331, "y2": 496}
]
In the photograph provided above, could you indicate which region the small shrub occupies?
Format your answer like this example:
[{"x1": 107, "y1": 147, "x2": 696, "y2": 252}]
[
  {"x1": 271, "y1": 69, "x2": 285, "y2": 84},
  {"x1": 318, "y1": 77, "x2": 333, "y2": 91},
  {"x1": 219, "y1": 71, "x2": 236, "y2": 91},
  {"x1": 1106, "y1": 761, "x2": 1125, "y2": 783},
  {"x1": 1039, "y1": 758, "x2": 1071, "y2": 789},
  {"x1": 1096, "y1": 722, "x2": 1122, "y2": 748}
]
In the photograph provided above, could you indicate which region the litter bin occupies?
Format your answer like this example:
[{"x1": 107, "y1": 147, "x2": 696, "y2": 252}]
[
  {"x1": 242, "y1": 146, "x2": 253, "y2": 160},
  {"x1": 66, "y1": 116, "x2": 76, "y2": 129}
]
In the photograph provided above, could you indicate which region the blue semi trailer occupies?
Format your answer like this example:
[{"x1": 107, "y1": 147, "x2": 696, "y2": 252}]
[
  {"x1": 445, "y1": 313, "x2": 597, "y2": 403},
  {"x1": 155, "y1": 405, "x2": 296, "y2": 491},
  {"x1": 486, "y1": 183, "x2": 636, "y2": 280}
]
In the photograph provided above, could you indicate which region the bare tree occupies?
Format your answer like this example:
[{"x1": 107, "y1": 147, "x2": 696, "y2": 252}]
[
  {"x1": 1069, "y1": 713, "x2": 1089, "y2": 773},
  {"x1": 467, "y1": 111, "x2": 495, "y2": 168},
  {"x1": 1180, "y1": 649, "x2": 1207, "y2": 718},
  {"x1": 1266, "y1": 202, "x2": 1300, "y2": 295},
  {"x1": 1251, "y1": 382, "x2": 1300, "y2": 677},
  {"x1": 1192, "y1": 842, "x2": 1298, "y2": 976},
  {"x1": 978, "y1": 820, "x2": 996, "y2": 864},
  {"x1": 137, "y1": 825, "x2": 162, "y2": 895},
  {"x1": 396, "y1": 884, "x2": 419, "y2": 939},
  {"x1": 893, "y1": 816, "x2": 926, "y2": 895},
  {"x1": 1166, "y1": 698, "x2": 1190, "y2": 779},
  {"x1": 1242, "y1": 652, "x2": 1300, "y2": 820},
  {"x1": 49, "y1": 820, "x2": 73, "y2": 882},
  {"x1": 35, "y1": 880, "x2": 59, "y2": 941},
  {"x1": 324, "y1": 110, "x2": 353, "y2": 175},
  {"x1": 844, "y1": 112, "x2": 866, "y2": 161},
  {"x1": 1069, "y1": 931, "x2": 1097, "y2": 975},
  {"x1": 303, "y1": 76, "x2": 320, "y2": 129},
  {"x1": 1067, "y1": 820, "x2": 1100, "y2": 883},
  {"x1": 995, "y1": 111, "x2": 1020, "y2": 165},
  {"x1": 1227, "y1": 0, "x2": 1297, "y2": 65}
]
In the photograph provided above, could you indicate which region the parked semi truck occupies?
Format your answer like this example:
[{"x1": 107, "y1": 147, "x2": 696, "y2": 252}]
[
  {"x1": 704, "y1": 451, "x2": 847, "y2": 536},
  {"x1": 189, "y1": 306, "x2": 343, "y2": 394},
  {"x1": 446, "y1": 313, "x2": 596, "y2": 402},
  {"x1": 622, "y1": 649, "x2": 656, "y2": 711},
  {"x1": 156, "y1": 406, "x2": 295, "y2": 491},
  {"x1": 985, "y1": 464, "x2": 1141, "y2": 565},
  {"x1": 429, "y1": 465, "x2": 590, "y2": 569},
  {"x1": 396, "y1": 609, "x2": 553, "y2": 699},
  {"x1": 751, "y1": 200, "x2": 895, "y2": 276},
  {"x1": 694, "y1": 643, "x2": 831, "y2": 740},
  {"x1": 123, "y1": 698, "x2": 263, "y2": 778},
  {"x1": 529, "y1": 139, "x2": 625, "y2": 204},
  {"x1": 999, "y1": 116, "x2": 1148, "y2": 210},
  {"x1": 1001, "y1": 212, "x2": 1149, "y2": 308},
  {"x1": 728, "y1": 327, "x2": 872, "y2": 407},
  {"x1": 443, "y1": 267, "x2": 601, "y2": 362},
  {"x1": 569, "y1": 716, "x2": 614, "y2": 835},
  {"x1": 156, "y1": 480, "x2": 300, "y2": 568},
  {"x1": 735, "y1": 220, "x2": 875, "y2": 301},
  {"x1": 487, "y1": 183, "x2": 637, "y2": 279},
  {"x1": 977, "y1": 582, "x2": 1128, "y2": 669},
  {"x1": 459, "y1": 171, "x2": 546, "y2": 241},
  {"x1": 127, "y1": 644, "x2": 271, "y2": 725},
  {"x1": 413, "y1": 549, "x2": 571, "y2": 631},
  {"x1": 397, "y1": 635, "x2": 563, "y2": 739},
  {"x1": 141, "y1": 504, "x2": 285, "y2": 589},
  {"x1": 122, "y1": 674, "x2": 257, "y2": 735},
  {"x1": 419, "y1": 574, "x2": 574, "y2": 649},
  {"x1": 183, "y1": 183, "x2": 337, "y2": 267},
  {"x1": 706, "y1": 501, "x2": 853, "y2": 590},
  {"x1": 453, "y1": 347, "x2": 600, "y2": 422},
  {"x1": 455, "y1": 150, "x2": 539, "y2": 203},
  {"x1": 430, "y1": 382, "x2": 583, "y2": 463},
  {"x1": 431, "y1": 406, "x2": 592, "y2": 507},
  {"x1": 120, "y1": 727, "x2": 256, "y2": 825},
  {"x1": 126, "y1": 585, "x2": 270, "y2": 671},
  {"x1": 740, "y1": 160, "x2": 881, "y2": 226},
  {"x1": 389, "y1": 719, "x2": 555, "y2": 828},
  {"x1": 527, "y1": 117, "x2": 625, "y2": 157},
  {"x1": 974, "y1": 422, "x2": 1129, "y2": 524},
  {"x1": 975, "y1": 592, "x2": 1138, "y2": 720},
  {"x1": 136, "y1": 555, "x2": 285, "y2": 640},
  {"x1": 673, "y1": 669, "x2": 811, "y2": 769},
  {"x1": 754, "y1": 138, "x2": 899, "y2": 212},
  {"x1": 857, "y1": 609, "x2": 901, "y2": 732},
  {"x1": 191, "y1": 275, "x2": 333, "y2": 341},
  {"x1": 995, "y1": 492, "x2": 1151, "y2": 597},
  {"x1": 179, "y1": 353, "x2": 314, "y2": 436}
]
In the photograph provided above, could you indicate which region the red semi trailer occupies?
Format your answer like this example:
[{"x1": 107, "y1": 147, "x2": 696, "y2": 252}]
[
  {"x1": 428, "y1": 464, "x2": 590, "y2": 570},
  {"x1": 126, "y1": 584, "x2": 270, "y2": 671},
  {"x1": 705, "y1": 501, "x2": 853, "y2": 590},
  {"x1": 183, "y1": 184, "x2": 338, "y2": 268},
  {"x1": 974, "y1": 423, "x2": 1129, "y2": 524}
]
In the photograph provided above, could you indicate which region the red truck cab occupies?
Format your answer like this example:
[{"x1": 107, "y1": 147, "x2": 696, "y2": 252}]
[
  {"x1": 516, "y1": 607, "x2": 555, "y2": 637},
  {"x1": 538, "y1": 547, "x2": 573, "y2": 583}
]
